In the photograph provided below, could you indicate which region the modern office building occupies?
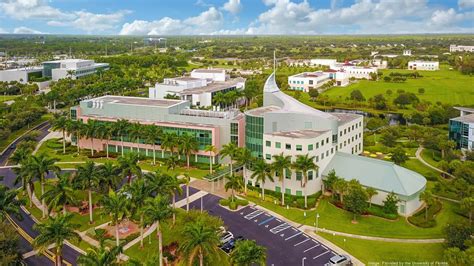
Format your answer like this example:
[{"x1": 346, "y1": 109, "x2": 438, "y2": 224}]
[
  {"x1": 310, "y1": 59, "x2": 337, "y2": 68},
  {"x1": 42, "y1": 59, "x2": 109, "y2": 81},
  {"x1": 449, "y1": 45, "x2": 474, "y2": 53},
  {"x1": 71, "y1": 95, "x2": 244, "y2": 164},
  {"x1": 0, "y1": 67, "x2": 43, "y2": 83},
  {"x1": 288, "y1": 71, "x2": 331, "y2": 92},
  {"x1": 449, "y1": 107, "x2": 474, "y2": 151},
  {"x1": 149, "y1": 68, "x2": 245, "y2": 108},
  {"x1": 407, "y1": 61, "x2": 439, "y2": 71},
  {"x1": 244, "y1": 72, "x2": 426, "y2": 216}
]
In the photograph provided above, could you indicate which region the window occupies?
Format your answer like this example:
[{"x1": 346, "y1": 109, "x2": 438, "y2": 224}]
[
  {"x1": 321, "y1": 153, "x2": 324, "y2": 159},
  {"x1": 296, "y1": 145, "x2": 302, "y2": 151},
  {"x1": 266, "y1": 141, "x2": 271, "y2": 147},
  {"x1": 326, "y1": 150, "x2": 329, "y2": 157},
  {"x1": 316, "y1": 142, "x2": 319, "y2": 149},
  {"x1": 308, "y1": 171, "x2": 313, "y2": 180},
  {"x1": 326, "y1": 137, "x2": 330, "y2": 143},
  {"x1": 296, "y1": 191, "x2": 303, "y2": 196},
  {"x1": 340, "y1": 132, "x2": 342, "y2": 137},
  {"x1": 339, "y1": 143, "x2": 342, "y2": 149},
  {"x1": 309, "y1": 80, "x2": 313, "y2": 85},
  {"x1": 331, "y1": 148, "x2": 334, "y2": 154},
  {"x1": 308, "y1": 144, "x2": 313, "y2": 151},
  {"x1": 276, "y1": 142, "x2": 281, "y2": 148},
  {"x1": 296, "y1": 172, "x2": 302, "y2": 181},
  {"x1": 275, "y1": 186, "x2": 281, "y2": 193},
  {"x1": 344, "y1": 129, "x2": 347, "y2": 134},
  {"x1": 304, "y1": 122, "x2": 312, "y2": 129},
  {"x1": 315, "y1": 156, "x2": 319, "y2": 162},
  {"x1": 321, "y1": 139, "x2": 324, "y2": 146},
  {"x1": 265, "y1": 154, "x2": 271, "y2": 160},
  {"x1": 286, "y1": 144, "x2": 291, "y2": 150},
  {"x1": 285, "y1": 169, "x2": 291, "y2": 179},
  {"x1": 285, "y1": 188, "x2": 291, "y2": 195}
]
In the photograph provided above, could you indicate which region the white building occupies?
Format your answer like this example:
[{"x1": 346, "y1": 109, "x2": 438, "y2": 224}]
[
  {"x1": 288, "y1": 71, "x2": 330, "y2": 92},
  {"x1": 325, "y1": 70, "x2": 349, "y2": 86},
  {"x1": 372, "y1": 59, "x2": 388, "y2": 69},
  {"x1": 310, "y1": 59, "x2": 337, "y2": 68},
  {"x1": 407, "y1": 61, "x2": 439, "y2": 71},
  {"x1": 403, "y1": 50, "x2": 412, "y2": 56},
  {"x1": 244, "y1": 72, "x2": 426, "y2": 216},
  {"x1": 450, "y1": 45, "x2": 474, "y2": 53},
  {"x1": 42, "y1": 59, "x2": 109, "y2": 81},
  {"x1": 342, "y1": 65, "x2": 377, "y2": 79},
  {"x1": 0, "y1": 67, "x2": 43, "y2": 83},
  {"x1": 190, "y1": 68, "x2": 227, "y2": 82}
]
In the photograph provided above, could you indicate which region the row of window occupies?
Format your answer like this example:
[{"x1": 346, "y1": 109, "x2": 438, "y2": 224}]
[
  {"x1": 265, "y1": 137, "x2": 331, "y2": 151},
  {"x1": 339, "y1": 133, "x2": 362, "y2": 149},
  {"x1": 339, "y1": 121, "x2": 362, "y2": 137},
  {"x1": 255, "y1": 169, "x2": 318, "y2": 182}
]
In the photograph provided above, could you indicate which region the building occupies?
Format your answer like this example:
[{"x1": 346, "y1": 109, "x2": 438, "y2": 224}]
[
  {"x1": 243, "y1": 72, "x2": 426, "y2": 216},
  {"x1": 407, "y1": 61, "x2": 439, "y2": 71},
  {"x1": 288, "y1": 71, "x2": 330, "y2": 92},
  {"x1": 149, "y1": 68, "x2": 245, "y2": 108},
  {"x1": 450, "y1": 45, "x2": 474, "y2": 53},
  {"x1": 403, "y1": 50, "x2": 412, "y2": 56},
  {"x1": 71, "y1": 95, "x2": 245, "y2": 164},
  {"x1": 42, "y1": 59, "x2": 109, "y2": 81},
  {"x1": 310, "y1": 59, "x2": 337, "y2": 68},
  {"x1": 0, "y1": 67, "x2": 43, "y2": 83},
  {"x1": 449, "y1": 107, "x2": 474, "y2": 151},
  {"x1": 342, "y1": 66, "x2": 377, "y2": 79},
  {"x1": 325, "y1": 70, "x2": 349, "y2": 86},
  {"x1": 371, "y1": 59, "x2": 388, "y2": 69}
]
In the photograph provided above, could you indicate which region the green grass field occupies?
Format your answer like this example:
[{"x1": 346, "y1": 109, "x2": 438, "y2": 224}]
[
  {"x1": 322, "y1": 66, "x2": 474, "y2": 106},
  {"x1": 0, "y1": 95, "x2": 19, "y2": 102},
  {"x1": 318, "y1": 232, "x2": 445, "y2": 264}
]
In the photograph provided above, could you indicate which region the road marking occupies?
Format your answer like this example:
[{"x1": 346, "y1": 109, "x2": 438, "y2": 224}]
[
  {"x1": 276, "y1": 218, "x2": 281, "y2": 222},
  {"x1": 244, "y1": 210, "x2": 263, "y2": 220},
  {"x1": 313, "y1": 251, "x2": 330, "y2": 260},
  {"x1": 258, "y1": 216, "x2": 275, "y2": 226},
  {"x1": 285, "y1": 231, "x2": 302, "y2": 241},
  {"x1": 303, "y1": 244, "x2": 320, "y2": 253},
  {"x1": 294, "y1": 238, "x2": 310, "y2": 246},
  {"x1": 269, "y1": 223, "x2": 291, "y2": 234}
]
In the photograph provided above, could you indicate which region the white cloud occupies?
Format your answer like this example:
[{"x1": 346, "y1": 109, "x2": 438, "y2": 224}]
[
  {"x1": 0, "y1": 28, "x2": 8, "y2": 34},
  {"x1": 13, "y1": 26, "x2": 44, "y2": 34},
  {"x1": 0, "y1": 0, "x2": 73, "y2": 20},
  {"x1": 48, "y1": 10, "x2": 131, "y2": 33},
  {"x1": 120, "y1": 7, "x2": 223, "y2": 35},
  {"x1": 222, "y1": 0, "x2": 242, "y2": 15},
  {"x1": 458, "y1": 0, "x2": 474, "y2": 9}
]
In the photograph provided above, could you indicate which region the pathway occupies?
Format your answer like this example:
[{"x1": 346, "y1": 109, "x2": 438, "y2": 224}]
[{"x1": 415, "y1": 146, "x2": 455, "y2": 178}]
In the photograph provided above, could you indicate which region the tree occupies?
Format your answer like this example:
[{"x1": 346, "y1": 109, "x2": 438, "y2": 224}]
[
  {"x1": 182, "y1": 173, "x2": 191, "y2": 212},
  {"x1": 443, "y1": 247, "x2": 471, "y2": 266},
  {"x1": 293, "y1": 154, "x2": 318, "y2": 209},
  {"x1": 0, "y1": 184, "x2": 23, "y2": 220},
  {"x1": 221, "y1": 142, "x2": 239, "y2": 176},
  {"x1": 204, "y1": 145, "x2": 216, "y2": 174},
  {"x1": 97, "y1": 161, "x2": 121, "y2": 192},
  {"x1": 160, "y1": 132, "x2": 177, "y2": 158},
  {"x1": 383, "y1": 192, "x2": 399, "y2": 215},
  {"x1": 51, "y1": 116, "x2": 69, "y2": 154},
  {"x1": 250, "y1": 159, "x2": 273, "y2": 200},
  {"x1": 178, "y1": 133, "x2": 199, "y2": 169},
  {"x1": 118, "y1": 153, "x2": 142, "y2": 184},
  {"x1": 42, "y1": 173, "x2": 76, "y2": 215},
  {"x1": 365, "y1": 187, "x2": 378, "y2": 208},
  {"x1": 125, "y1": 178, "x2": 149, "y2": 248},
  {"x1": 143, "y1": 196, "x2": 173, "y2": 266},
  {"x1": 85, "y1": 119, "x2": 99, "y2": 156},
  {"x1": 0, "y1": 220, "x2": 22, "y2": 265},
  {"x1": 225, "y1": 174, "x2": 243, "y2": 202},
  {"x1": 333, "y1": 178, "x2": 348, "y2": 203},
  {"x1": 179, "y1": 220, "x2": 221, "y2": 266},
  {"x1": 391, "y1": 147, "x2": 408, "y2": 165},
  {"x1": 74, "y1": 161, "x2": 100, "y2": 223},
  {"x1": 236, "y1": 147, "x2": 252, "y2": 194},
  {"x1": 77, "y1": 242, "x2": 123, "y2": 266},
  {"x1": 444, "y1": 223, "x2": 472, "y2": 250},
  {"x1": 100, "y1": 190, "x2": 130, "y2": 247},
  {"x1": 393, "y1": 92, "x2": 419, "y2": 108},
  {"x1": 322, "y1": 170, "x2": 338, "y2": 193},
  {"x1": 418, "y1": 88, "x2": 425, "y2": 94},
  {"x1": 230, "y1": 239, "x2": 267, "y2": 266},
  {"x1": 33, "y1": 213, "x2": 81, "y2": 266},
  {"x1": 164, "y1": 155, "x2": 179, "y2": 171},
  {"x1": 112, "y1": 119, "x2": 130, "y2": 156},
  {"x1": 379, "y1": 127, "x2": 400, "y2": 147},
  {"x1": 420, "y1": 191, "x2": 435, "y2": 221},
  {"x1": 13, "y1": 164, "x2": 35, "y2": 207},
  {"x1": 100, "y1": 123, "x2": 114, "y2": 159},
  {"x1": 344, "y1": 185, "x2": 368, "y2": 221},
  {"x1": 144, "y1": 125, "x2": 162, "y2": 165},
  {"x1": 350, "y1": 89, "x2": 365, "y2": 102},
  {"x1": 460, "y1": 197, "x2": 474, "y2": 226},
  {"x1": 10, "y1": 146, "x2": 32, "y2": 165},
  {"x1": 271, "y1": 153, "x2": 292, "y2": 205},
  {"x1": 308, "y1": 89, "x2": 319, "y2": 101},
  {"x1": 128, "y1": 122, "x2": 143, "y2": 154}
]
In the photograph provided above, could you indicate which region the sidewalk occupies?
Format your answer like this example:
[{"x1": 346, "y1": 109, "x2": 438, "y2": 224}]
[{"x1": 415, "y1": 146, "x2": 455, "y2": 178}]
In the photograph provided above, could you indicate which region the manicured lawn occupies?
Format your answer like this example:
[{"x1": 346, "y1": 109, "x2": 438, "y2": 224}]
[
  {"x1": 421, "y1": 149, "x2": 442, "y2": 168},
  {"x1": 322, "y1": 66, "x2": 474, "y2": 106},
  {"x1": 402, "y1": 159, "x2": 440, "y2": 181},
  {"x1": 0, "y1": 95, "x2": 19, "y2": 102},
  {"x1": 318, "y1": 232, "x2": 445, "y2": 264}
]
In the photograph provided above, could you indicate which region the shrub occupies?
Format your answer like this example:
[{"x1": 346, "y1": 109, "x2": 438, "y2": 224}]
[
  {"x1": 367, "y1": 205, "x2": 398, "y2": 220},
  {"x1": 219, "y1": 198, "x2": 248, "y2": 210},
  {"x1": 408, "y1": 200, "x2": 442, "y2": 228}
]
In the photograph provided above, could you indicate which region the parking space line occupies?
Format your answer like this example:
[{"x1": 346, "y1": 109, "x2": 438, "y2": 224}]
[
  {"x1": 285, "y1": 231, "x2": 302, "y2": 241},
  {"x1": 244, "y1": 210, "x2": 263, "y2": 220},
  {"x1": 269, "y1": 223, "x2": 291, "y2": 234},
  {"x1": 258, "y1": 216, "x2": 275, "y2": 226},
  {"x1": 303, "y1": 244, "x2": 320, "y2": 253},
  {"x1": 313, "y1": 250, "x2": 330, "y2": 260},
  {"x1": 294, "y1": 238, "x2": 310, "y2": 246}
]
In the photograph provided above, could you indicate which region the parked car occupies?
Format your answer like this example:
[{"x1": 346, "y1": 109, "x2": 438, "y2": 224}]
[
  {"x1": 221, "y1": 238, "x2": 235, "y2": 253},
  {"x1": 325, "y1": 255, "x2": 351, "y2": 266},
  {"x1": 220, "y1": 231, "x2": 234, "y2": 245}
]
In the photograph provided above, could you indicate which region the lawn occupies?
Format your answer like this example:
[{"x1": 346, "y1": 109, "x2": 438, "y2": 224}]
[
  {"x1": 322, "y1": 66, "x2": 474, "y2": 106},
  {"x1": 246, "y1": 192, "x2": 466, "y2": 239},
  {"x1": 402, "y1": 158, "x2": 441, "y2": 181},
  {"x1": 421, "y1": 149, "x2": 442, "y2": 168},
  {"x1": 318, "y1": 232, "x2": 445, "y2": 264},
  {"x1": 0, "y1": 95, "x2": 19, "y2": 102}
]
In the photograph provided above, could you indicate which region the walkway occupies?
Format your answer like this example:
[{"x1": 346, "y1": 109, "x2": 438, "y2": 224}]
[{"x1": 415, "y1": 146, "x2": 455, "y2": 178}]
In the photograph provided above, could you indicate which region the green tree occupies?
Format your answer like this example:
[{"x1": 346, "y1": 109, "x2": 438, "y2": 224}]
[
  {"x1": 444, "y1": 223, "x2": 472, "y2": 250},
  {"x1": 10, "y1": 146, "x2": 32, "y2": 165},
  {"x1": 51, "y1": 115, "x2": 69, "y2": 154},
  {"x1": 41, "y1": 173, "x2": 76, "y2": 215},
  {"x1": 250, "y1": 159, "x2": 273, "y2": 200},
  {"x1": 350, "y1": 89, "x2": 365, "y2": 102},
  {"x1": 100, "y1": 190, "x2": 130, "y2": 247},
  {"x1": 391, "y1": 147, "x2": 408, "y2": 165},
  {"x1": 125, "y1": 178, "x2": 149, "y2": 248},
  {"x1": 365, "y1": 187, "x2": 378, "y2": 208},
  {"x1": 0, "y1": 184, "x2": 23, "y2": 220},
  {"x1": 179, "y1": 220, "x2": 221, "y2": 266},
  {"x1": 97, "y1": 161, "x2": 121, "y2": 192},
  {"x1": 164, "y1": 155, "x2": 179, "y2": 171},
  {"x1": 160, "y1": 132, "x2": 177, "y2": 158},
  {"x1": 322, "y1": 170, "x2": 338, "y2": 193},
  {"x1": 344, "y1": 184, "x2": 368, "y2": 221},
  {"x1": 460, "y1": 197, "x2": 474, "y2": 226},
  {"x1": 77, "y1": 242, "x2": 123, "y2": 266},
  {"x1": 112, "y1": 119, "x2": 130, "y2": 156},
  {"x1": 13, "y1": 164, "x2": 35, "y2": 207},
  {"x1": 178, "y1": 133, "x2": 199, "y2": 169},
  {"x1": 144, "y1": 125, "x2": 162, "y2": 165},
  {"x1": 225, "y1": 174, "x2": 243, "y2": 202},
  {"x1": 118, "y1": 153, "x2": 142, "y2": 184},
  {"x1": 236, "y1": 147, "x2": 253, "y2": 194},
  {"x1": 33, "y1": 213, "x2": 81, "y2": 266},
  {"x1": 333, "y1": 178, "x2": 348, "y2": 203},
  {"x1": 271, "y1": 153, "x2": 292, "y2": 205},
  {"x1": 230, "y1": 239, "x2": 267, "y2": 266},
  {"x1": 221, "y1": 142, "x2": 239, "y2": 176},
  {"x1": 204, "y1": 145, "x2": 216, "y2": 174},
  {"x1": 443, "y1": 247, "x2": 471, "y2": 266},
  {"x1": 0, "y1": 220, "x2": 22, "y2": 265},
  {"x1": 292, "y1": 154, "x2": 318, "y2": 209},
  {"x1": 308, "y1": 89, "x2": 319, "y2": 101},
  {"x1": 74, "y1": 161, "x2": 100, "y2": 223},
  {"x1": 85, "y1": 119, "x2": 99, "y2": 156},
  {"x1": 128, "y1": 122, "x2": 143, "y2": 154},
  {"x1": 420, "y1": 191, "x2": 435, "y2": 221}
]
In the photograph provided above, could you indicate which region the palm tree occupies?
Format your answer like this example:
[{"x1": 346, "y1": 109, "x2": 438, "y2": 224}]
[
  {"x1": 420, "y1": 191, "x2": 435, "y2": 221},
  {"x1": 100, "y1": 190, "x2": 130, "y2": 247},
  {"x1": 221, "y1": 142, "x2": 238, "y2": 176},
  {"x1": 28, "y1": 153, "x2": 60, "y2": 218},
  {"x1": 183, "y1": 173, "x2": 191, "y2": 212},
  {"x1": 13, "y1": 165, "x2": 35, "y2": 207},
  {"x1": 128, "y1": 122, "x2": 143, "y2": 154},
  {"x1": 333, "y1": 178, "x2": 348, "y2": 203},
  {"x1": 164, "y1": 155, "x2": 179, "y2": 171},
  {"x1": 366, "y1": 187, "x2": 378, "y2": 208},
  {"x1": 97, "y1": 161, "x2": 121, "y2": 192},
  {"x1": 178, "y1": 134, "x2": 199, "y2": 169},
  {"x1": 74, "y1": 161, "x2": 100, "y2": 223},
  {"x1": 85, "y1": 119, "x2": 99, "y2": 156},
  {"x1": 33, "y1": 213, "x2": 81, "y2": 266},
  {"x1": 271, "y1": 153, "x2": 292, "y2": 206},
  {"x1": 236, "y1": 147, "x2": 252, "y2": 194},
  {"x1": 118, "y1": 153, "x2": 142, "y2": 184},
  {"x1": 230, "y1": 239, "x2": 267, "y2": 266},
  {"x1": 292, "y1": 154, "x2": 318, "y2": 209},
  {"x1": 160, "y1": 132, "x2": 177, "y2": 158},
  {"x1": 41, "y1": 173, "x2": 76, "y2": 215},
  {"x1": 143, "y1": 196, "x2": 173, "y2": 266},
  {"x1": 100, "y1": 123, "x2": 114, "y2": 158},
  {"x1": 10, "y1": 146, "x2": 32, "y2": 165},
  {"x1": 144, "y1": 125, "x2": 162, "y2": 165},
  {"x1": 113, "y1": 119, "x2": 130, "y2": 156},
  {"x1": 204, "y1": 145, "x2": 216, "y2": 174},
  {"x1": 250, "y1": 159, "x2": 273, "y2": 200},
  {"x1": 460, "y1": 197, "x2": 473, "y2": 226},
  {"x1": 51, "y1": 116, "x2": 69, "y2": 154},
  {"x1": 68, "y1": 120, "x2": 85, "y2": 154},
  {"x1": 167, "y1": 174, "x2": 183, "y2": 225},
  {"x1": 225, "y1": 174, "x2": 243, "y2": 202},
  {"x1": 0, "y1": 184, "x2": 23, "y2": 220},
  {"x1": 179, "y1": 220, "x2": 221, "y2": 266},
  {"x1": 77, "y1": 242, "x2": 123, "y2": 266},
  {"x1": 124, "y1": 178, "x2": 149, "y2": 248}
]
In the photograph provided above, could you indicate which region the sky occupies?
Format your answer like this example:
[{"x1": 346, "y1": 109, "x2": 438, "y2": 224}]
[{"x1": 0, "y1": 0, "x2": 473, "y2": 35}]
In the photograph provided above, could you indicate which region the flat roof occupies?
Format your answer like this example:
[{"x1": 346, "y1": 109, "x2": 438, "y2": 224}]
[
  {"x1": 331, "y1": 113, "x2": 362, "y2": 125},
  {"x1": 43, "y1": 59, "x2": 93, "y2": 64},
  {"x1": 267, "y1": 129, "x2": 330, "y2": 139},
  {"x1": 85, "y1": 95, "x2": 186, "y2": 108},
  {"x1": 245, "y1": 105, "x2": 281, "y2": 117},
  {"x1": 291, "y1": 71, "x2": 328, "y2": 78},
  {"x1": 192, "y1": 68, "x2": 225, "y2": 73},
  {"x1": 454, "y1": 106, "x2": 474, "y2": 113},
  {"x1": 452, "y1": 113, "x2": 474, "y2": 123},
  {"x1": 0, "y1": 66, "x2": 43, "y2": 72},
  {"x1": 180, "y1": 77, "x2": 245, "y2": 94}
]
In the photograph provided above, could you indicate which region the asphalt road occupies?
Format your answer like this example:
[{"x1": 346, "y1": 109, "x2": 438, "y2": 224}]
[{"x1": 186, "y1": 193, "x2": 337, "y2": 266}]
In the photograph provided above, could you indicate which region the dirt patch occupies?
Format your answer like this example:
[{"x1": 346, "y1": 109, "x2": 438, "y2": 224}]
[{"x1": 103, "y1": 219, "x2": 140, "y2": 239}]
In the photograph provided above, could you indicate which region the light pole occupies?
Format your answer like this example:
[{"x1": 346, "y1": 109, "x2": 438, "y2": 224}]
[
  {"x1": 200, "y1": 195, "x2": 203, "y2": 213},
  {"x1": 316, "y1": 213, "x2": 320, "y2": 231},
  {"x1": 302, "y1": 257, "x2": 306, "y2": 266}
]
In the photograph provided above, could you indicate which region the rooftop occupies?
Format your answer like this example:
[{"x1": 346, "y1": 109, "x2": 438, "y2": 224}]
[
  {"x1": 322, "y1": 152, "x2": 426, "y2": 197},
  {"x1": 454, "y1": 106, "x2": 474, "y2": 114},
  {"x1": 180, "y1": 77, "x2": 245, "y2": 94},
  {"x1": 192, "y1": 68, "x2": 225, "y2": 74},
  {"x1": 267, "y1": 129, "x2": 329, "y2": 139},
  {"x1": 291, "y1": 71, "x2": 328, "y2": 78},
  {"x1": 245, "y1": 105, "x2": 281, "y2": 117},
  {"x1": 332, "y1": 113, "x2": 361, "y2": 125},
  {"x1": 409, "y1": 60, "x2": 438, "y2": 63},
  {"x1": 85, "y1": 95, "x2": 185, "y2": 108},
  {"x1": 451, "y1": 113, "x2": 474, "y2": 123},
  {"x1": 43, "y1": 59, "x2": 93, "y2": 64}
]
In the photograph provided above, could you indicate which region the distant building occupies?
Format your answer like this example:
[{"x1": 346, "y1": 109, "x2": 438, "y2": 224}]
[
  {"x1": 42, "y1": 59, "x2": 109, "y2": 81},
  {"x1": 310, "y1": 59, "x2": 337, "y2": 68},
  {"x1": 342, "y1": 66, "x2": 377, "y2": 79},
  {"x1": 449, "y1": 107, "x2": 474, "y2": 151},
  {"x1": 372, "y1": 59, "x2": 388, "y2": 69},
  {"x1": 325, "y1": 70, "x2": 349, "y2": 86},
  {"x1": 403, "y1": 50, "x2": 412, "y2": 56},
  {"x1": 0, "y1": 67, "x2": 43, "y2": 83},
  {"x1": 288, "y1": 71, "x2": 331, "y2": 92},
  {"x1": 450, "y1": 45, "x2": 474, "y2": 53},
  {"x1": 407, "y1": 61, "x2": 439, "y2": 71},
  {"x1": 285, "y1": 59, "x2": 310, "y2": 67},
  {"x1": 143, "y1": 37, "x2": 166, "y2": 46}
]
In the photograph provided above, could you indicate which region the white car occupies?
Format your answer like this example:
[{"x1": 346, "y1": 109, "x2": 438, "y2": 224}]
[
  {"x1": 325, "y1": 255, "x2": 351, "y2": 266},
  {"x1": 220, "y1": 231, "x2": 234, "y2": 245}
]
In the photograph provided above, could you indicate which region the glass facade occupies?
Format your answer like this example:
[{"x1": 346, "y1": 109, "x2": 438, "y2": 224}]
[
  {"x1": 449, "y1": 120, "x2": 469, "y2": 149},
  {"x1": 230, "y1": 122, "x2": 239, "y2": 145},
  {"x1": 42, "y1": 62, "x2": 60, "y2": 77},
  {"x1": 245, "y1": 114, "x2": 264, "y2": 158}
]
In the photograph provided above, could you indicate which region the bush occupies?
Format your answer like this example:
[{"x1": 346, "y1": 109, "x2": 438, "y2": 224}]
[
  {"x1": 367, "y1": 205, "x2": 398, "y2": 220},
  {"x1": 219, "y1": 198, "x2": 248, "y2": 210},
  {"x1": 248, "y1": 185, "x2": 321, "y2": 209},
  {"x1": 408, "y1": 200, "x2": 442, "y2": 228}
]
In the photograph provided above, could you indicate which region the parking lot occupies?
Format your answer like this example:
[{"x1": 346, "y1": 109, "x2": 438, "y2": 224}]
[{"x1": 184, "y1": 191, "x2": 338, "y2": 266}]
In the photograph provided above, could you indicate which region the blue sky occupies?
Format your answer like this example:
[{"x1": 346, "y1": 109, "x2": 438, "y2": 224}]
[{"x1": 0, "y1": 0, "x2": 473, "y2": 35}]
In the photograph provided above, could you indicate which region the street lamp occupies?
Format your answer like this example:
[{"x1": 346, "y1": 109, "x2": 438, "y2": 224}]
[
  {"x1": 316, "y1": 213, "x2": 320, "y2": 231},
  {"x1": 302, "y1": 257, "x2": 306, "y2": 266}
]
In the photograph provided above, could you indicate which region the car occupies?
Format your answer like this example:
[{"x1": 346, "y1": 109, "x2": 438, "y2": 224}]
[
  {"x1": 221, "y1": 238, "x2": 235, "y2": 253},
  {"x1": 325, "y1": 255, "x2": 351, "y2": 266},
  {"x1": 220, "y1": 231, "x2": 234, "y2": 245}
]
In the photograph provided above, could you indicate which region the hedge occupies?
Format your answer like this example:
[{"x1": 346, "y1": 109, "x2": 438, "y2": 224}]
[
  {"x1": 407, "y1": 200, "x2": 442, "y2": 228},
  {"x1": 247, "y1": 185, "x2": 322, "y2": 209},
  {"x1": 219, "y1": 198, "x2": 249, "y2": 210}
]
